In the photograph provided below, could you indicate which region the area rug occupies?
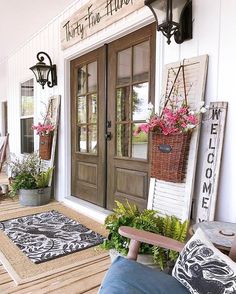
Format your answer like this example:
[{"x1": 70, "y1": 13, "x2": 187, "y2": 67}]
[
  {"x1": 0, "y1": 210, "x2": 105, "y2": 264},
  {"x1": 0, "y1": 202, "x2": 108, "y2": 285}
]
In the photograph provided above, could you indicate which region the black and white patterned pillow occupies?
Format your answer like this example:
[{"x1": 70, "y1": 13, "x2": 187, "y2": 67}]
[{"x1": 172, "y1": 228, "x2": 236, "y2": 294}]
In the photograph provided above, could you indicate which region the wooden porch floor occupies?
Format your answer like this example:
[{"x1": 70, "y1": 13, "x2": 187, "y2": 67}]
[{"x1": 0, "y1": 198, "x2": 110, "y2": 294}]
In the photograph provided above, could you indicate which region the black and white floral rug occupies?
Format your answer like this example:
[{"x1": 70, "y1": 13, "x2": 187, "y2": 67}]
[{"x1": 0, "y1": 210, "x2": 105, "y2": 264}]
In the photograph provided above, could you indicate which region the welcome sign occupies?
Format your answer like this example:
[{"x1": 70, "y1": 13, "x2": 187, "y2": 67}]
[
  {"x1": 196, "y1": 102, "x2": 228, "y2": 222},
  {"x1": 61, "y1": 0, "x2": 144, "y2": 50}
]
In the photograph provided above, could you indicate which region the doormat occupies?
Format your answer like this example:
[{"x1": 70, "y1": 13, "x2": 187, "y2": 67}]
[
  {"x1": 0, "y1": 203, "x2": 108, "y2": 285},
  {"x1": 0, "y1": 210, "x2": 105, "y2": 264}
]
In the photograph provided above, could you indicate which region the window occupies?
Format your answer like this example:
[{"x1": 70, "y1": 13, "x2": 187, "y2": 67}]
[
  {"x1": 77, "y1": 61, "x2": 98, "y2": 154},
  {"x1": 20, "y1": 79, "x2": 34, "y2": 153},
  {"x1": 116, "y1": 40, "x2": 150, "y2": 160}
]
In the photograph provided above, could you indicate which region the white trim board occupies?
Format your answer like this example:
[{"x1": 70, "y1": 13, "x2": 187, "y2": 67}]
[
  {"x1": 148, "y1": 55, "x2": 209, "y2": 221},
  {"x1": 64, "y1": 195, "x2": 112, "y2": 224}
]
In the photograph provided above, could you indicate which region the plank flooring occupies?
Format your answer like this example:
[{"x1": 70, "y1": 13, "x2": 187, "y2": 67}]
[{"x1": 0, "y1": 197, "x2": 110, "y2": 294}]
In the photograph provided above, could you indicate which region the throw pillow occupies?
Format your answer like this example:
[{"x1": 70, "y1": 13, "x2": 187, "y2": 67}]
[{"x1": 172, "y1": 228, "x2": 236, "y2": 294}]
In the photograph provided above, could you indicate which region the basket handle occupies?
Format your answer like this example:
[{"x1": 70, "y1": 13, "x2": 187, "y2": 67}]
[{"x1": 162, "y1": 60, "x2": 188, "y2": 113}]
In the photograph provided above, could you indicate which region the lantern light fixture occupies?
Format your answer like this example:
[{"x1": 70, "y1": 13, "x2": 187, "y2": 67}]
[
  {"x1": 144, "y1": 0, "x2": 192, "y2": 44},
  {"x1": 30, "y1": 52, "x2": 57, "y2": 89}
]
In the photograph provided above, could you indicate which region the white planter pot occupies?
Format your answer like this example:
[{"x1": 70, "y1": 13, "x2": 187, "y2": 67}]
[{"x1": 19, "y1": 187, "x2": 51, "y2": 207}]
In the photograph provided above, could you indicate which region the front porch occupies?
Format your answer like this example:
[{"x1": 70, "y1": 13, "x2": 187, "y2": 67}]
[{"x1": 0, "y1": 198, "x2": 110, "y2": 294}]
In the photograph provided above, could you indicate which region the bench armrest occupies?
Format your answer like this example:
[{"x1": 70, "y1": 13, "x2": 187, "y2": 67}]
[{"x1": 118, "y1": 226, "x2": 185, "y2": 260}]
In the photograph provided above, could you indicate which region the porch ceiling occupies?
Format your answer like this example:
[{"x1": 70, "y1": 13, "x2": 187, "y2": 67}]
[{"x1": 0, "y1": 0, "x2": 75, "y2": 64}]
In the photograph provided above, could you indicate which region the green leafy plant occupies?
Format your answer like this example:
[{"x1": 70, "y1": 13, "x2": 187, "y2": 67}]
[
  {"x1": 10, "y1": 172, "x2": 37, "y2": 197},
  {"x1": 8, "y1": 153, "x2": 53, "y2": 197},
  {"x1": 152, "y1": 215, "x2": 189, "y2": 270},
  {"x1": 102, "y1": 200, "x2": 189, "y2": 270},
  {"x1": 35, "y1": 167, "x2": 53, "y2": 188}
]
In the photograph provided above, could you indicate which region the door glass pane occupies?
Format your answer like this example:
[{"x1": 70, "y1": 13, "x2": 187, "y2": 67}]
[
  {"x1": 132, "y1": 83, "x2": 149, "y2": 121},
  {"x1": 117, "y1": 48, "x2": 131, "y2": 85},
  {"x1": 78, "y1": 126, "x2": 87, "y2": 152},
  {"x1": 20, "y1": 118, "x2": 34, "y2": 154},
  {"x1": 77, "y1": 66, "x2": 87, "y2": 95},
  {"x1": 78, "y1": 95, "x2": 87, "y2": 123},
  {"x1": 116, "y1": 123, "x2": 130, "y2": 157},
  {"x1": 88, "y1": 61, "x2": 97, "y2": 92},
  {"x1": 116, "y1": 87, "x2": 130, "y2": 122},
  {"x1": 132, "y1": 123, "x2": 148, "y2": 159},
  {"x1": 88, "y1": 94, "x2": 97, "y2": 123},
  {"x1": 88, "y1": 125, "x2": 97, "y2": 154},
  {"x1": 133, "y1": 41, "x2": 150, "y2": 82}
]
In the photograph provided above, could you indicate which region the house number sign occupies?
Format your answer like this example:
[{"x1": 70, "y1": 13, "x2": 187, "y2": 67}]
[
  {"x1": 61, "y1": 0, "x2": 144, "y2": 50},
  {"x1": 196, "y1": 102, "x2": 228, "y2": 223}
]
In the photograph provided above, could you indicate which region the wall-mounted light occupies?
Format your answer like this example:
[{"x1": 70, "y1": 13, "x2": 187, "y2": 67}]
[
  {"x1": 30, "y1": 52, "x2": 57, "y2": 89},
  {"x1": 144, "y1": 0, "x2": 192, "y2": 44}
]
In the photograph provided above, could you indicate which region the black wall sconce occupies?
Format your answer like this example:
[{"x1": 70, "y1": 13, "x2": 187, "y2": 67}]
[
  {"x1": 30, "y1": 52, "x2": 57, "y2": 89},
  {"x1": 144, "y1": 0, "x2": 192, "y2": 44}
]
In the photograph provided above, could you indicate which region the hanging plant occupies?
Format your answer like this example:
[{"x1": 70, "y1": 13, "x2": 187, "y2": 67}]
[{"x1": 134, "y1": 65, "x2": 207, "y2": 183}]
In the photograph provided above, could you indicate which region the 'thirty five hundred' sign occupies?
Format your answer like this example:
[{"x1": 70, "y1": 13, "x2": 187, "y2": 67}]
[{"x1": 61, "y1": 0, "x2": 144, "y2": 50}]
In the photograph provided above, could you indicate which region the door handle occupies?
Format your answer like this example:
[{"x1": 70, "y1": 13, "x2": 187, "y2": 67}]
[{"x1": 105, "y1": 132, "x2": 112, "y2": 141}]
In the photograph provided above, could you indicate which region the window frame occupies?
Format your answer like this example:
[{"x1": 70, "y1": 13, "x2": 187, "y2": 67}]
[{"x1": 20, "y1": 78, "x2": 35, "y2": 154}]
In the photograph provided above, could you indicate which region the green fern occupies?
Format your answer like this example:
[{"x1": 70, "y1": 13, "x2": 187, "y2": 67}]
[
  {"x1": 178, "y1": 220, "x2": 189, "y2": 242},
  {"x1": 34, "y1": 167, "x2": 53, "y2": 188},
  {"x1": 102, "y1": 200, "x2": 161, "y2": 255},
  {"x1": 153, "y1": 247, "x2": 167, "y2": 270},
  {"x1": 102, "y1": 200, "x2": 189, "y2": 271},
  {"x1": 153, "y1": 216, "x2": 189, "y2": 270}
]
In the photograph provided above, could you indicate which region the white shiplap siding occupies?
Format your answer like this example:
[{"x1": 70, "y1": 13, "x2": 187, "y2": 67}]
[{"x1": 4, "y1": 0, "x2": 236, "y2": 222}]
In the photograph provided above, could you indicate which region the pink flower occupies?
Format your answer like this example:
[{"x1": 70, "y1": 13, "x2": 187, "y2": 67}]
[
  {"x1": 187, "y1": 115, "x2": 198, "y2": 125},
  {"x1": 139, "y1": 124, "x2": 150, "y2": 133},
  {"x1": 133, "y1": 127, "x2": 141, "y2": 136},
  {"x1": 32, "y1": 122, "x2": 55, "y2": 136},
  {"x1": 133, "y1": 101, "x2": 202, "y2": 136}
]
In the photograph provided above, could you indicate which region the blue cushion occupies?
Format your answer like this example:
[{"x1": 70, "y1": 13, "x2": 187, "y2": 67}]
[{"x1": 99, "y1": 256, "x2": 189, "y2": 294}]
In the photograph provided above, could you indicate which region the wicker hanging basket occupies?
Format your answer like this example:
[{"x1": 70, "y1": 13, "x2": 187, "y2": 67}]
[
  {"x1": 39, "y1": 133, "x2": 53, "y2": 160},
  {"x1": 151, "y1": 132, "x2": 192, "y2": 183}
]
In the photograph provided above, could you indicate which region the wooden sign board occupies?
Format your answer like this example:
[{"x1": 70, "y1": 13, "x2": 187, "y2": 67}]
[
  {"x1": 195, "y1": 102, "x2": 228, "y2": 223},
  {"x1": 43, "y1": 96, "x2": 61, "y2": 186},
  {"x1": 61, "y1": 0, "x2": 144, "y2": 50}
]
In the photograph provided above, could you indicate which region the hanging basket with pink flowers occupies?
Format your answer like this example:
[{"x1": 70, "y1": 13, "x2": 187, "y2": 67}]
[
  {"x1": 134, "y1": 65, "x2": 207, "y2": 183},
  {"x1": 32, "y1": 122, "x2": 55, "y2": 161},
  {"x1": 151, "y1": 131, "x2": 192, "y2": 182}
]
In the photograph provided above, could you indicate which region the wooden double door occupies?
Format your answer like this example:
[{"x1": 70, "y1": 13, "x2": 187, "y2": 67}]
[{"x1": 71, "y1": 24, "x2": 156, "y2": 210}]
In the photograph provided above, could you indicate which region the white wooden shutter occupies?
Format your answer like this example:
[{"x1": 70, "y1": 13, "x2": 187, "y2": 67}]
[{"x1": 148, "y1": 55, "x2": 208, "y2": 221}]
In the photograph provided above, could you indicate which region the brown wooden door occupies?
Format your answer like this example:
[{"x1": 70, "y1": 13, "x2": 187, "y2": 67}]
[
  {"x1": 107, "y1": 24, "x2": 156, "y2": 210},
  {"x1": 71, "y1": 24, "x2": 156, "y2": 209},
  {"x1": 71, "y1": 47, "x2": 106, "y2": 206}
]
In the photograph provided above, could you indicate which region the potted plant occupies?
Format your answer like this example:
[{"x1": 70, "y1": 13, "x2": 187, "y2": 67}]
[
  {"x1": 8, "y1": 153, "x2": 53, "y2": 206},
  {"x1": 102, "y1": 200, "x2": 189, "y2": 271}
]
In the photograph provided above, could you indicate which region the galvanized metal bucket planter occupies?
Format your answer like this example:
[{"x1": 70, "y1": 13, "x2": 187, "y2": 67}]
[{"x1": 19, "y1": 187, "x2": 51, "y2": 207}]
